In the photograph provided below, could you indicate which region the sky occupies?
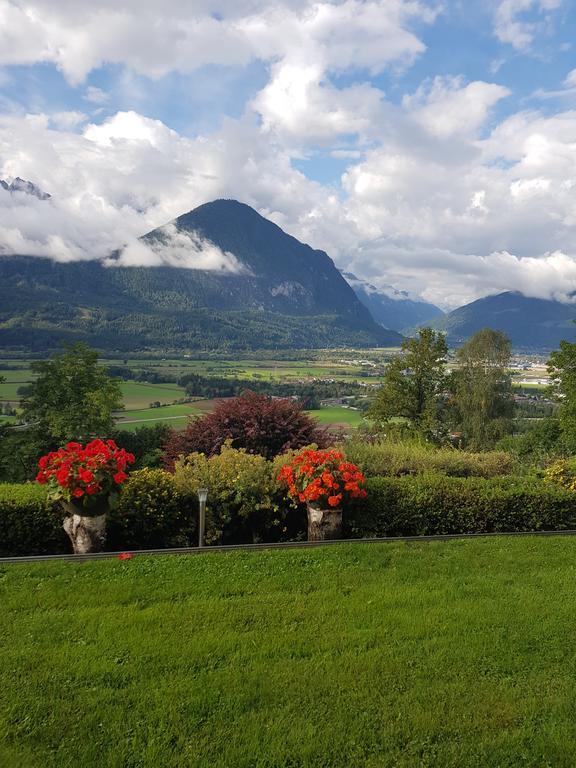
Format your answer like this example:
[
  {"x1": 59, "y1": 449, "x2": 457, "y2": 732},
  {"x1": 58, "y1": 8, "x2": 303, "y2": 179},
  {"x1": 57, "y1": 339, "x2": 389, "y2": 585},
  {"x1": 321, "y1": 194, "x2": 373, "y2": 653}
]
[{"x1": 1, "y1": 0, "x2": 576, "y2": 309}]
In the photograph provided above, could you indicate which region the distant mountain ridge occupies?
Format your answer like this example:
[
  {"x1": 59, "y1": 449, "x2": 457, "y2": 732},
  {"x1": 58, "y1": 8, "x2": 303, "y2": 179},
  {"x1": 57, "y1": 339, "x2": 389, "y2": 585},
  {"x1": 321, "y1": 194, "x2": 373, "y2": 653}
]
[
  {"x1": 430, "y1": 291, "x2": 576, "y2": 349},
  {"x1": 341, "y1": 271, "x2": 443, "y2": 332},
  {"x1": 0, "y1": 177, "x2": 51, "y2": 200},
  {"x1": 0, "y1": 199, "x2": 402, "y2": 351}
]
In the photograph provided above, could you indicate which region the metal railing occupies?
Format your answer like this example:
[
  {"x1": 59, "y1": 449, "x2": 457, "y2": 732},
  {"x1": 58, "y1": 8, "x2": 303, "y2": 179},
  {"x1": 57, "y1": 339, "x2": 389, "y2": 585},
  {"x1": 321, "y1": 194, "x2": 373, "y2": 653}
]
[{"x1": 2, "y1": 527, "x2": 576, "y2": 564}]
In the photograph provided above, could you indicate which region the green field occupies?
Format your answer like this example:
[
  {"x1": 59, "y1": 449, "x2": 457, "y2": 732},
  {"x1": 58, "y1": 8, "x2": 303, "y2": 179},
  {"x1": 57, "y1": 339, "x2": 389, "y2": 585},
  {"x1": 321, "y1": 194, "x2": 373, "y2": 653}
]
[
  {"x1": 118, "y1": 382, "x2": 186, "y2": 409},
  {"x1": 1, "y1": 537, "x2": 576, "y2": 767},
  {"x1": 307, "y1": 405, "x2": 365, "y2": 427},
  {"x1": 114, "y1": 403, "x2": 201, "y2": 431}
]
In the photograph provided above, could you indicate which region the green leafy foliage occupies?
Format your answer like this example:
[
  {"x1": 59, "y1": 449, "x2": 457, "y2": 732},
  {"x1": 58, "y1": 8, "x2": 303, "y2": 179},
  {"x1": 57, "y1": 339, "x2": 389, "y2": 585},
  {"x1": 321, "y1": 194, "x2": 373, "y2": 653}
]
[
  {"x1": 451, "y1": 328, "x2": 514, "y2": 449},
  {"x1": 172, "y1": 443, "x2": 286, "y2": 544},
  {"x1": 548, "y1": 339, "x2": 576, "y2": 452},
  {"x1": 21, "y1": 343, "x2": 123, "y2": 442},
  {"x1": 346, "y1": 475, "x2": 576, "y2": 538},
  {"x1": 345, "y1": 439, "x2": 516, "y2": 478},
  {"x1": 107, "y1": 469, "x2": 197, "y2": 550},
  {"x1": 0, "y1": 483, "x2": 66, "y2": 556},
  {"x1": 369, "y1": 328, "x2": 447, "y2": 438}
]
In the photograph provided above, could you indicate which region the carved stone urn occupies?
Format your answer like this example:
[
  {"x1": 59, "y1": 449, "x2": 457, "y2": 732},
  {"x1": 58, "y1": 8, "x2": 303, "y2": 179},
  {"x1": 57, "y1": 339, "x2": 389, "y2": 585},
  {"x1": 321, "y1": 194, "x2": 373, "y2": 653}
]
[
  {"x1": 61, "y1": 497, "x2": 110, "y2": 554},
  {"x1": 306, "y1": 503, "x2": 343, "y2": 542}
]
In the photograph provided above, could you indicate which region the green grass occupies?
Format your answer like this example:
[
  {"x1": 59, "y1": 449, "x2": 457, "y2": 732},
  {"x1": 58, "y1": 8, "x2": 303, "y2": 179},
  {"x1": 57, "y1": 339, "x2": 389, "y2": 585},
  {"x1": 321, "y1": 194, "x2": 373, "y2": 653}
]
[
  {"x1": 307, "y1": 405, "x2": 365, "y2": 427},
  {"x1": 118, "y1": 382, "x2": 186, "y2": 409},
  {"x1": 2, "y1": 537, "x2": 576, "y2": 767},
  {"x1": 114, "y1": 403, "x2": 201, "y2": 431}
]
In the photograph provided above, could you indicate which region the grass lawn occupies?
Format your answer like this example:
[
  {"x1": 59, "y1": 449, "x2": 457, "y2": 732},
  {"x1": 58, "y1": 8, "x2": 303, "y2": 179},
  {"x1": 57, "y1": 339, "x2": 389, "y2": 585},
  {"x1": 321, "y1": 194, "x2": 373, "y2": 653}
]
[
  {"x1": 307, "y1": 405, "x2": 365, "y2": 427},
  {"x1": 2, "y1": 537, "x2": 576, "y2": 767}
]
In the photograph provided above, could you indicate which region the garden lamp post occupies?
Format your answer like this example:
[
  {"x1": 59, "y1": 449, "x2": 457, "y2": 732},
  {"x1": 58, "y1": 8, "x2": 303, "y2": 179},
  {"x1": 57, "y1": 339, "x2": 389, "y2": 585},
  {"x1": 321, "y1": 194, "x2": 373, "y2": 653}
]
[{"x1": 197, "y1": 488, "x2": 208, "y2": 548}]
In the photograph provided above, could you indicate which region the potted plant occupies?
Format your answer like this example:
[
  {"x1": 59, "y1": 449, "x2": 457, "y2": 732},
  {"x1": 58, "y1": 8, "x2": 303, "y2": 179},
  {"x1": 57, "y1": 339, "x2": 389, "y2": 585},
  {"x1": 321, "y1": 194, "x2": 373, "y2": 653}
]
[
  {"x1": 36, "y1": 439, "x2": 135, "y2": 554},
  {"x1": 277, "y1": 448, "x2": 367, "y2": 541}
]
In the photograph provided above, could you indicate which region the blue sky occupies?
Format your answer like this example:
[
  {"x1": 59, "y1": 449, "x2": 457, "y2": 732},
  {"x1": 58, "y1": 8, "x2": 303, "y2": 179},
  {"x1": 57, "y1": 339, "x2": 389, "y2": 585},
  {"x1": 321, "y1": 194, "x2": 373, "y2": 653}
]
[{"x1": 1, "y1": 0, "x2": 576, "y2": 308}]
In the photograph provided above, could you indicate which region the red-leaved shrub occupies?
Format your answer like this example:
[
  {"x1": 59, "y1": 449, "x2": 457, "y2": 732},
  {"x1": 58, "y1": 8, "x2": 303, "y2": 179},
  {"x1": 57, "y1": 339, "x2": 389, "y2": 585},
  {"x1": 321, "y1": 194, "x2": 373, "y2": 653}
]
[{"x1": 163, "y1": 391, "x2": 328, "y2": 467}]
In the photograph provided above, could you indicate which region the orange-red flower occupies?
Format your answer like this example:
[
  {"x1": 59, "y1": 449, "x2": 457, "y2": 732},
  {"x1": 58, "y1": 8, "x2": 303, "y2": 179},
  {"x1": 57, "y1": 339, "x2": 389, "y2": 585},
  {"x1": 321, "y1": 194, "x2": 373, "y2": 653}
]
[{"x1": 277, "y1": 448, "x2": 366, "y2": 508}]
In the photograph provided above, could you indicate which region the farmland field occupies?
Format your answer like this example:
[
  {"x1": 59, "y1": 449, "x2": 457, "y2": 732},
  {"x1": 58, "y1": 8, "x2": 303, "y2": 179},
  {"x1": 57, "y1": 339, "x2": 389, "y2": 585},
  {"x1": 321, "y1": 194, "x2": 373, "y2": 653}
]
[
  {"x1": 118, "y1": 382, "x2": 187, "y2": 410},
  {"x1": 307, "y1": 405, "x2": 365, "y2": 427},
  {"x1": 114, "y1": 403, "x2": 201, "y2": 431},
  {"x1": 2, "y1": 537, "x2": 576, "y2": 767}
]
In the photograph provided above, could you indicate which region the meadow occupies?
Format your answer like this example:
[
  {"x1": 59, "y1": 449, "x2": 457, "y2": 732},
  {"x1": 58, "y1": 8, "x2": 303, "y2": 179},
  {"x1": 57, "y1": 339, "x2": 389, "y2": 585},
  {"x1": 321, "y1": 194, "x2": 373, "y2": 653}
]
[
  {"x1": 2, "y1": 537, "x2": 576, "y2": 767},
  {"x1": 0, "y1": 356, "x2": 376, "y2": 431}
]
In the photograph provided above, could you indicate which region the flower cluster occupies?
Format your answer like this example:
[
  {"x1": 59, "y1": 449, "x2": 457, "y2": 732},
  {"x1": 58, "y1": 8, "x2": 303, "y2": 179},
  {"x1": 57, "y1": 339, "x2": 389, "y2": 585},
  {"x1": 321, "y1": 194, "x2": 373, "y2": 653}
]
[
  {"x1": 277, "y1": 448, "x2": 366, "y2": 508},
  {"x1": 544, "y1": 459, "x2": 576, "y2": 491},
  {"x1": 36, "y1": 439, "x2": 135, "y2": 503}
]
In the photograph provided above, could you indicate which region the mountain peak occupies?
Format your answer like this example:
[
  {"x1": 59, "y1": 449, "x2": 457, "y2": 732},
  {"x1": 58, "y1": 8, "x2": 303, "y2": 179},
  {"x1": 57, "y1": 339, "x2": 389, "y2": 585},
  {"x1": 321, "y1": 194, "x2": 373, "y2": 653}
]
[{"x1": 0, "y1": 176, "x2": 51, "y2": 200}]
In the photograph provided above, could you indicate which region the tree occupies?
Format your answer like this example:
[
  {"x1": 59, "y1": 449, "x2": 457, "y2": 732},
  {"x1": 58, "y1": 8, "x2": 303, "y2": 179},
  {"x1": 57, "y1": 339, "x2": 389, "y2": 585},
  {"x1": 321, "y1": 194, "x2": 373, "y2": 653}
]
[
  {"x1": 162, "y1": 390, "x2": 328, "y2": 467},
  {"x1": 21, "y1": 343, "x2": 123, "y2": 443},
  {"x1": 452, "y1": 328, "x2": 514, "y2": 450},
  {"x1": 369, "y1": 328, "x2": 448, "y2": 438},
  {"x1": 548, "y1": 339, "x2": 576, "y2": 452}
]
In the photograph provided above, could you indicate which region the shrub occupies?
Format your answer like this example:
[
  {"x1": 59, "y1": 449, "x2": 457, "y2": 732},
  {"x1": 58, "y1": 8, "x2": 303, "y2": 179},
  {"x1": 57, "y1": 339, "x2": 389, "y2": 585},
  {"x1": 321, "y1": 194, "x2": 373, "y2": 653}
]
[
  {"x1": 163, "y1": 391, "x2": 328, "y2": 467},
  {"x1": 0, "y1": 483, "x2": 67, "y2": 556},
  {"x1": 345, "y1": 439, "x2": 516, "y2": 479},
  {"x1": 111, "y1": 424, "x2": 171, "y2": 469},
  {"x1": 346, "y1": 475, "x2": 576, "y2": 539},
  {"x1": 544, "y1": 458, "x2": 576, "y2": 490},
  {"x1": 173, "y1": 442, "x2": 284, "y2": 544},
  {"x1": 107, "y1": 469, "x2": 196, "y2": 550}
]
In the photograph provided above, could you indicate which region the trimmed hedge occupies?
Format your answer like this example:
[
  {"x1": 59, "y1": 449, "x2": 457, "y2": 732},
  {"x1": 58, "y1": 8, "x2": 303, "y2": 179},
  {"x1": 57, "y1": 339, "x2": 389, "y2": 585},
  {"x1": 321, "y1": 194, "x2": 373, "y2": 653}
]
[
  {"x1": 0, "y1": 472, "x2": 197, "y2": 557},
  {"x1": 0, "y1": 483, "x2": 67, "y2": 556},
  {"x1": 346, "y1": 441, "x2": 516, "y2": 479},
  {"x1": 346, "y1": 475, "x2": 576, "y2": 538},
  {"x1": 3, "y1": 472, "x2": 576, "y2": 557}
]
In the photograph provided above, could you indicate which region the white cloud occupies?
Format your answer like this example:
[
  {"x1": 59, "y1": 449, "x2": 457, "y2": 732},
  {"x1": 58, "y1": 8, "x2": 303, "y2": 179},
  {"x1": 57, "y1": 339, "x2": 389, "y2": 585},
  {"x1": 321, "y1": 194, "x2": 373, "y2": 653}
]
[
  {"x1": 0, "y1": 0, "x2": 433, "y2": 84},
  {"x1": 84, "y1": 86, "x2": 109, "y2": 105},
  {"x1": 4, "y1": 96, "x2": 576, "y2": 309},
  {"x1": 110, "y1": 224, "x2": 247, "y2": 272},
  {"x1": 494, "y1": 0, "x2": 563, "y2": 50},
  {"x1": 1, "y1": 2, "x2": 576, "y2": 312},
  {"x1": 403, "y1": 76, "x2": 510, "y2": 139}
]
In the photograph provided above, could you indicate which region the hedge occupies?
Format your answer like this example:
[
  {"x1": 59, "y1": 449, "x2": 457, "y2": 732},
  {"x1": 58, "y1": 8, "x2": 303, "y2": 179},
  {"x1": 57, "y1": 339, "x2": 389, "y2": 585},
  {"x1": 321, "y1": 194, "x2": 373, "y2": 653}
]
[
  {"x1": 346, "y1": 475, "x2": 576, "y2": 538},
  {"x1": 0, "y1": 483, "x2": 67, "y2": 556},
  {"x1": 0, "y1": 472, "x2": 197, "y2": 557},
  {"x1": 3, "y1": 473, "x2": 576, "y2": 557},
  {"x1": 346, "y1": 441, "x2": 516, "y2": 479}
]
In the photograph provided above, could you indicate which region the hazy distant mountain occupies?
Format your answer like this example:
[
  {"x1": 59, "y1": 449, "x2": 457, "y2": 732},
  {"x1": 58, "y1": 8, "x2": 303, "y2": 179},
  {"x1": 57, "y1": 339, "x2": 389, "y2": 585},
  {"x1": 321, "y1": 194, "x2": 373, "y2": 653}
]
[
  {"x1": 0, "y1": 177, "x2": 51, "y2": 200},
  {"x1": 430, "y1": 291, "x2": 576, "y2": 349},
  {"x1": 342, "y1": 271, "x2": 443, "y2": 332},
  {"x1": 0, "y1": 199, "x2": 402, "y2": 351}
]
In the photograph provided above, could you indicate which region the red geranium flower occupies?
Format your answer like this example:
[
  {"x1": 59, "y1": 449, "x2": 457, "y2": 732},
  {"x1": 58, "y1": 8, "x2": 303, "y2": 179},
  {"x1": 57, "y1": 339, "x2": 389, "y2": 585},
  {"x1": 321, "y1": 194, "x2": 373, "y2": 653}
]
[{"x1": 277, "y1": 448, "x2": 366, "y2": 509}]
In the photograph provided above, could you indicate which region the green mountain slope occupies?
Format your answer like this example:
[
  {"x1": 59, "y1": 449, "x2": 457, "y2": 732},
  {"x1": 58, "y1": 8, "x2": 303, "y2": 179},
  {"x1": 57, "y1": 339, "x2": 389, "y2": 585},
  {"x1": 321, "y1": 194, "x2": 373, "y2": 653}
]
[
  {"x1": 0, "y1": 200, "x2": 402, "y2": 351},
  {"x1": 430, "y1": 291, "x2": 576, "y2": 349}
]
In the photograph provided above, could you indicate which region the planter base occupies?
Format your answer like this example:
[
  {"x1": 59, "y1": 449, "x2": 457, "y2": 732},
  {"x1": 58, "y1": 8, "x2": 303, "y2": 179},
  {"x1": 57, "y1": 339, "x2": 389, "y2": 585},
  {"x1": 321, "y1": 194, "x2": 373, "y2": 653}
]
[
  {"x1": 307, "y1": 505, "x2": 342, "y2": 542},
  {"x1": 62, "y1": 511, "x2": 107, "y2": 554}
]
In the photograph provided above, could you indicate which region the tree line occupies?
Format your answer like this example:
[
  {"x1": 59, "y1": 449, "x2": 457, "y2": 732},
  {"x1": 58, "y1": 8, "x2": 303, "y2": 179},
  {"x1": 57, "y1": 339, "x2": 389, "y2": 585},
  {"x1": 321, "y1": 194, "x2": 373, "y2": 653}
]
[{"x1": 369, "y1": 327, "x2": 562, "y2": 451}]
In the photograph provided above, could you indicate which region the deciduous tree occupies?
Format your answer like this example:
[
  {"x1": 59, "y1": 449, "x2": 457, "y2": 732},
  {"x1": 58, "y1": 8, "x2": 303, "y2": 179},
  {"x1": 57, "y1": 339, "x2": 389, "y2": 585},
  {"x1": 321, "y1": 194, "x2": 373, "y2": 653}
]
[
  {"x1": 21, "y1": 343, "x2": 123, "y2": 443},
  {"x1": 548, "y1": 338, "x2": 576, "y2": 452},
  {"x1": 452, "y1": 328, "x2": 514, "y2": 450},
  {"x1": 369, "y1": 328, "x2": 448, "y2": 438}
]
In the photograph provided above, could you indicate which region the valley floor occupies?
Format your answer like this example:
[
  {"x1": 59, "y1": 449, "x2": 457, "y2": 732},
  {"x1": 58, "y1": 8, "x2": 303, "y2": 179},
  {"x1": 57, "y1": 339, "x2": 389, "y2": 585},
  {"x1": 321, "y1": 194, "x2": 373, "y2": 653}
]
[{"x1": 2, "y1": 537, "x2": 576, "y2": 767}]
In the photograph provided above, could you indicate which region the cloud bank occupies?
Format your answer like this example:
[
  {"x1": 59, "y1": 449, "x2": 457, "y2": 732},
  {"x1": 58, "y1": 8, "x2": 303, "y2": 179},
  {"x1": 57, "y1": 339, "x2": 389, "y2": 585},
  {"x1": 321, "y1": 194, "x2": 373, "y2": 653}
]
[{"x1": 0, "y1": 0, "x2": 574, "y2": 309}]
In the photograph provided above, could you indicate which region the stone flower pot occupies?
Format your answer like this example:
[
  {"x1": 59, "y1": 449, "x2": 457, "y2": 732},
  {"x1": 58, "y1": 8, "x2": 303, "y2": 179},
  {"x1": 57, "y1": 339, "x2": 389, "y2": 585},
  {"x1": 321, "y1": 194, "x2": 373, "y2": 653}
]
[
  {"x1": 306, "y1": 504, "x2": 343, "y2": 542},
  {"x1": 61, "y1": 497, "x2": 109, "y2": 554}
]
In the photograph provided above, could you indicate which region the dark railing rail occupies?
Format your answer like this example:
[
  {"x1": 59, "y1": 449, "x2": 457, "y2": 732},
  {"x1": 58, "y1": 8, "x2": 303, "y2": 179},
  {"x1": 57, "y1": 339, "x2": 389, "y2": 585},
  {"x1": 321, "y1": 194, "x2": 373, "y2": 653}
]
[{"x1": 2, "y1": 528, "x2": 576, "y2": 564}]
